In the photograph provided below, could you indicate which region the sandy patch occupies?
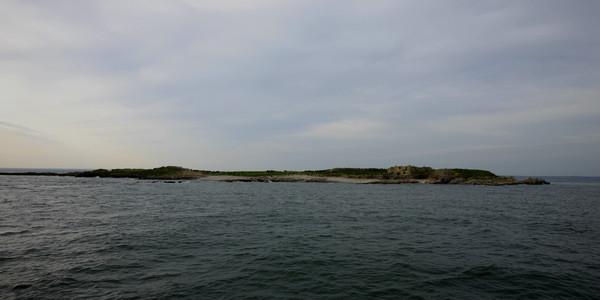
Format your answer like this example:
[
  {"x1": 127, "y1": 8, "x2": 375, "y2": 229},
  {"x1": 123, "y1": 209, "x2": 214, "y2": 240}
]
[{"x1": 197, "y1": 175, "x2": 250, "y2": 181}]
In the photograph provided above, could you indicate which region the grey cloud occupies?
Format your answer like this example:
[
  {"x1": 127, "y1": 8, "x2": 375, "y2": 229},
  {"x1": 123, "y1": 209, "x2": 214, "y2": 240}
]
[
  {"x1": 0, "y1": 121, "x2": 58, "y2": 144},
  {"x1": 1, "y1": 0, "x2": 599, "y2": 174}
]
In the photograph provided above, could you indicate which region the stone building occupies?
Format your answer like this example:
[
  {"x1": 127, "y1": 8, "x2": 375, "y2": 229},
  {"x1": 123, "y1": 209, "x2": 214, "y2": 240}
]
[
  {"x1": 387, "y1": 165, "x2": 434, "y2": 178},
  {"x1": 387, "y1": 165, "x2": 415, "y2": 176}
]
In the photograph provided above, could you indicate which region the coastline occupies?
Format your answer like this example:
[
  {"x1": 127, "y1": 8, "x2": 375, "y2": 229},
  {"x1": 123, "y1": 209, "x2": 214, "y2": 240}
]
[
  {"x1": 196, "y1": 174, "x2": 382, "y2": 184},
  {"x1": 194, "y1": 174, "x2": 546, "y2": 185},
  {"x1": 0, "y1": 167, "x2": 550, "y2": 186}
]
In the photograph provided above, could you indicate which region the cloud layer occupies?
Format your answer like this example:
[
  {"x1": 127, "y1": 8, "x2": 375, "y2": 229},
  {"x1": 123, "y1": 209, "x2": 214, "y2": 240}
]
[{"x1": 1, "y1": 0, "x2": 599, "y2": 175}]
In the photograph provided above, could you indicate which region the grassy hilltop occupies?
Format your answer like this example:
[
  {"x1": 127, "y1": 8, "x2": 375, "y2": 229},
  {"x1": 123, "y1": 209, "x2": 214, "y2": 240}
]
[
  {"x1": 72, "y1": 166, "x2": 391, "y2": 179},
  {"x1": 73, "y1": 166, "x2": 395, "y2": 179},
  {"x1": 72, "y1": 166, "x2": 201, "y2": 179}
]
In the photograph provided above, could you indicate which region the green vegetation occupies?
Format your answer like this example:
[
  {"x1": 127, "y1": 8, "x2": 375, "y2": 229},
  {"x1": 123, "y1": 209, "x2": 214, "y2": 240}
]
[
  {"x1": 426, "y1": 168, "x2": 497, "y2": 183},
  {"x1": 208, "y1": 170, "x2": 303, "y2": 177},
  {"x1": 71, "y1": 167, "x2": 390, "y2": 179},
  {"x1": 304, "y1": 168, "x2": 388, "y2": 177},
  {"x1": 449, "y1": 169, "x2": 497, "y2": 179},
  {"x1": 74, "y1": 166, "x2": 199, "y2": 179},
  {"x1": 204, "y1": 168, "x2": 388, "y2": 178},
  {"x1": 411, "y1": 167, "x2": 435, "y2": 179}
]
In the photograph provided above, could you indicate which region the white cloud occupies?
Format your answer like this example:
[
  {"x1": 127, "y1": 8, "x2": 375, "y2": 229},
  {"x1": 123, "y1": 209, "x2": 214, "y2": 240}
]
[{"x1": 0, "y1": 121, "x2": 57, "y2": 144}]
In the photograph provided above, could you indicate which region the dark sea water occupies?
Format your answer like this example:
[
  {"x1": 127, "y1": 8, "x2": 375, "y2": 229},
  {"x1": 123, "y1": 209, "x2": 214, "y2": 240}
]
[{"x1": 1, "y1": 174, "x2": 599, "y2": 299}]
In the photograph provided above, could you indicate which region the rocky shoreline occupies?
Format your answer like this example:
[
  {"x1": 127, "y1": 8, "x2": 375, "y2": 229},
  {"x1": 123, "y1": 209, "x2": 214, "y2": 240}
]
[
  {"x1": 0, "y1": 167, "x2": 550, "y2": 186},
  {"x1": 195, "y1": 174, "x2": 549, "y2": 185}
]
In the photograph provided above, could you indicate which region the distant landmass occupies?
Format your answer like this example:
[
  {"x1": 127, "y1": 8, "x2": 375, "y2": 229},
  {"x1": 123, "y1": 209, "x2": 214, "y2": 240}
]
[{"x1": 0, "y1": 165, "x2": 549, "y2": 185}]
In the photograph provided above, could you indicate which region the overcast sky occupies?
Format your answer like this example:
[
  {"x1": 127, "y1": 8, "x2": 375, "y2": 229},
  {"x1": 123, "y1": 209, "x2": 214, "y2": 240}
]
[{"x1": 1, "y1": 0, "x2": 599, "y2": 175}]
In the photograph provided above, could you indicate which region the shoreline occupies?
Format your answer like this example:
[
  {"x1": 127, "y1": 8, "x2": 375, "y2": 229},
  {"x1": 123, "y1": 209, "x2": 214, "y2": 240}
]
[
  {"x1": 0, "y1": 169, "x2": 550, "y2": 186},
  {"x1": 195, "y1": 174, "x2": 546, "y2": 185},
  {"x1": 196, "y1": 174, "x2": 382, "y2": 184}
]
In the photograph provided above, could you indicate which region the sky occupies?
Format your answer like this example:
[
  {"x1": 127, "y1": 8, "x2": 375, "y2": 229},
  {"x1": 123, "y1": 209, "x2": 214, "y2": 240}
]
[{"x1": 1, "y1": 0, "x2": 599, "y2": 176}]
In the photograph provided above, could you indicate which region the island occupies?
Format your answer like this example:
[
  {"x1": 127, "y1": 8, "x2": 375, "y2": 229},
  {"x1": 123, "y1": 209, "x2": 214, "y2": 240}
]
[{"x1": 0, "y1": 165, "x2": 549, "y2": 185}]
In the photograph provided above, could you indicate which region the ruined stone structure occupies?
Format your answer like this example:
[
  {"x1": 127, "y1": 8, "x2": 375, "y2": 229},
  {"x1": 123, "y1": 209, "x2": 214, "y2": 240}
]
[
  {"x1": 387, "y1": 165, "x2": 415, "y2": 176},
  {"x1": 387, "y1": 165, "x2": 434, "y2": 178}
]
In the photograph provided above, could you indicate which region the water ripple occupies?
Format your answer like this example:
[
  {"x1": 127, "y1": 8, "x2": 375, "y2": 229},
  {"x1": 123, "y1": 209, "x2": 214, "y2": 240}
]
[{"x1": 0, "y1": 176, "x2": 598, "y2": 298}]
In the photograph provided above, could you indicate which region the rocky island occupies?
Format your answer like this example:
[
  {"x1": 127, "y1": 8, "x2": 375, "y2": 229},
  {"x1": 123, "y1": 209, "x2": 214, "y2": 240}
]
[{"x1": 1, "y1": 165, "x2": 549, "y2": 185}]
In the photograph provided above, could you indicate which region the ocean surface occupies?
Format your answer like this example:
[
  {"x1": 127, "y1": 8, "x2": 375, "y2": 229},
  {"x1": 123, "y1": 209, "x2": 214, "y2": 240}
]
[{"x1": 1, "y1": 173, "x2": 599, "y2": 299}]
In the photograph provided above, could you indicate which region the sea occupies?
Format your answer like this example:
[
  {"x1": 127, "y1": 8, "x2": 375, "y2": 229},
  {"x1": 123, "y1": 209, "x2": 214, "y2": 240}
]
[{"x1": 1, "y1": 170, "x2": 599, "y2": 299}]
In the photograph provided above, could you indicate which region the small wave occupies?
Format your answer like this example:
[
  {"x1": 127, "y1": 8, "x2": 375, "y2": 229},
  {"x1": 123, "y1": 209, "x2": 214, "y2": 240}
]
[
  {"x1": 462, "y1": 264, "x2": 499, "y2": 277},
  {"x1": 49, "y1": 277, "x2": 84, "y2": 288},
  {"x1": 12, "y1": 284, "x2": 32, "y2": 291},
  {"x1": 0, "y1": 255, "x2": 21, "y2": 262},
  {"x1": 0, "y1": 229, "x2": 30, "y2": 236},
  {"x1": 141, "y1": 272, "x2": 180, "y2": 281}
]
